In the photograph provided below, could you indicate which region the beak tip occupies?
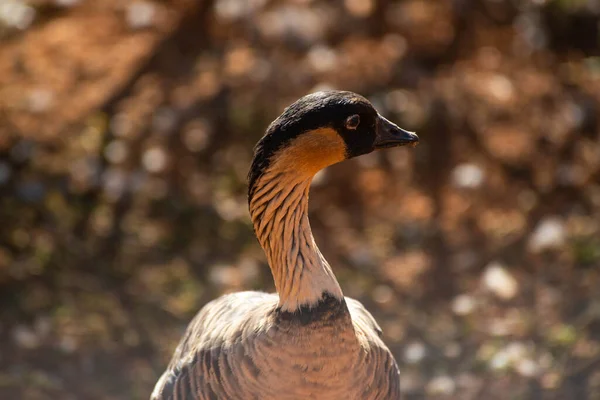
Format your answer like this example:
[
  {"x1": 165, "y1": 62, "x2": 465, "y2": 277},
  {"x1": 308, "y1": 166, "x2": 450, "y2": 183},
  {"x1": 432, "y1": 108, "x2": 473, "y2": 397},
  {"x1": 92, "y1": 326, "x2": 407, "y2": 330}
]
[
  {"x1": 408, "y1": 132, "x2": 419, "y2": 147},
  {"x1": 398, "y1": 129, "x2": 419, "y2": 147},
  {"x1": 374, "y1": 115, "x2": 420, "y2": 149}
]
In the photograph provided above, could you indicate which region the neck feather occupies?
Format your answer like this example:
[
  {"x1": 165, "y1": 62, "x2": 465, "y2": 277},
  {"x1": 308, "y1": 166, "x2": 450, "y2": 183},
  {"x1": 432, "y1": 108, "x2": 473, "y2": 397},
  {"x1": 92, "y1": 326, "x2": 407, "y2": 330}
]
[{"x1": 249, "y1": 168, "x2": 343, "y2": 312}]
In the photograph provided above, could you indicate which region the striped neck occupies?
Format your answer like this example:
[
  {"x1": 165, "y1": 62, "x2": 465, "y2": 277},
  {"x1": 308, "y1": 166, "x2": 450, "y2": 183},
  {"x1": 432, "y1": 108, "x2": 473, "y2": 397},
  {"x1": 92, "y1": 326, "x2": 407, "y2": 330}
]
[{"x1": 249, "y1": 168, "x2": 343, "y2": 312}]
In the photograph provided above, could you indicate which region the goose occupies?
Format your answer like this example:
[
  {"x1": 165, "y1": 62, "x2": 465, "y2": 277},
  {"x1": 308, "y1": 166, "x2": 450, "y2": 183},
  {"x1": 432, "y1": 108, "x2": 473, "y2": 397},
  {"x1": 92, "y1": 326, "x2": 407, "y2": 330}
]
[{"x1": 151, "y1": 90, "x2": 419, "y2": 400}]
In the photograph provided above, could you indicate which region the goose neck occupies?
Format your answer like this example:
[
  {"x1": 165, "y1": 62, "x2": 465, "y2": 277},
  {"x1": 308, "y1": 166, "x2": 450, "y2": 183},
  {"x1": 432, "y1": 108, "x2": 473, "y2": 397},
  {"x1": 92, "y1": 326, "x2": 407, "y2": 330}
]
[{"x1": 249, "y1": 170, "x2": 343, "y2": 312}]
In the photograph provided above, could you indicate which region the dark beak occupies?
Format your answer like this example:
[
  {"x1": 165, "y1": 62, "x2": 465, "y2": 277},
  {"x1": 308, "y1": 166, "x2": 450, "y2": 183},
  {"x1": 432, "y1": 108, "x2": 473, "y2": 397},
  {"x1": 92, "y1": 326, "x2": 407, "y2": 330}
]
[{"x1": 374, "y1": 115, "x2": 419, "y2": 149}]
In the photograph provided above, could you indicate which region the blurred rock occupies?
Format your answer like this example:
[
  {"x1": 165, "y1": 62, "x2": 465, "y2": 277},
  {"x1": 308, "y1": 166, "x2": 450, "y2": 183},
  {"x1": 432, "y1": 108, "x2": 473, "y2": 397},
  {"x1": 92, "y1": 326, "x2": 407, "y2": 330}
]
[
  {"x1": 104, "y1": 140, "x2": 129, "y2": 164},
  {"x1": 102, "y1": 168, "x2": 128, "y2": 200},
  {"x1": 213, "y1": 196, "x2": 246, "y2": 221},
  {"x1": 307, "y1": 45, "x2": 337, "y2": 73},
  {"x1": 0, "y1": 0, "x2": 35, "y2": 31},
  {"x1": 515, "y1": 358, "x2": 539, "y2": 377},
  {"x1": 451, "y1": 163, "x2": 485, "y2": 189},
  {"x1": 349, "y1": 246, "x2": 375, "y2": 268},
  {"x1": 182, "y1": 119, "x2": 211, "y2": 152},
  {"x1": 26, "y1": 89, "x2": 55, "y2": 113},
  {"x1": 54, "y1": 0, "x2": 82, "y2": 7},
  {"x1": 142, "y1": 147, "x2": 168, "y2": 173},
  {"x1": 12, "y1": 325, "x2": 39, "y2": 349},
  {"x1": 257, "y1": 5, "x2": 330, "y2": 46},
  {"x1": 214, "y1": 0, "x2": 265, "y2": 21},
  {"x1": 485, "y1": 74, "x2": 515, "y2": 105},
  {"x1": 452, "y1": 294, "x2": 476, "y2": 316},
  {"x1": 126, "y1": 1, "x2": 156, "y2": 30},
  {"x1": 427, "y1": 375, "x2": 456, "y2": 395},
  {"x1": 372, "y1": 285, "x2": 394, "y2": 306},
  {"x1": 529, "y1": 217, "x2": 566, "y2": 252},
  {"x1": 225, "y1": 46, "x2": 256, "y2": 79},
  {"x1": 514, "y1": 11, "x2": 547, "y2": 51},
  {"x1": 489, "y1": 348, "x2": 510, "y2": 370},
  {"x1": 404, "y1": 341, "x2": 427, "y2": 364},
  {"x1": 209, "y1": 264, "x2": 241, "y2": 287},
  {"x1": 482, "y1": 262, "x2": 518, "y2": 300},
  {"x1": 59, "y1": 336, "x2": 78, "y2": 354},
  {"x1": 490, "y1": 341, "x2": 538, "y2": 376}
]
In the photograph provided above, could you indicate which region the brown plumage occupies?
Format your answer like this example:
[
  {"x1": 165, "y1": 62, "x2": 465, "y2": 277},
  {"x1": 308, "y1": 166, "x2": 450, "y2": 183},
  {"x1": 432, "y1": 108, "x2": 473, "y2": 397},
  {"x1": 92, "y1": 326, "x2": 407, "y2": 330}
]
[{"x1": 152, "y1": 91, "x2": 419, "y2": 400}]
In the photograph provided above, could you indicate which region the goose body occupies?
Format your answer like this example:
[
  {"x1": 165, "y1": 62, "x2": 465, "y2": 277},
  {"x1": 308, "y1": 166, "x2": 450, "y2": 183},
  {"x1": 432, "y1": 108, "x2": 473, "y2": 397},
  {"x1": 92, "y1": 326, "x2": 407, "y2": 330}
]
[
  {"x1": 152, "y1": 292, "x2": 399, "y2": 399},
  {"x1": 152, "y1": 91, "x2": 418, "y2": 400}
]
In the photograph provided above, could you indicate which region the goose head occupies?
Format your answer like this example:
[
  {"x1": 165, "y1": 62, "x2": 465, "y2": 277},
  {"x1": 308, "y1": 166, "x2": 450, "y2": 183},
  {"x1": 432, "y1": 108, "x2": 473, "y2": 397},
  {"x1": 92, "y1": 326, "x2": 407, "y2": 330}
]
[{"x1": 248, "y1": 90, "x2": 418, "y2": 199}]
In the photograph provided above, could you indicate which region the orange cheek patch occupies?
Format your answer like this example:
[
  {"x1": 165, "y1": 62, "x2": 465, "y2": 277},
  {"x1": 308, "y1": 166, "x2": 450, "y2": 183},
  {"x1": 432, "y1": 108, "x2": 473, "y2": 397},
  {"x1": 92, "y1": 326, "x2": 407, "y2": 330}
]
[{"x1": 269, "y1": 128, "x2": 347, "y2": 176}]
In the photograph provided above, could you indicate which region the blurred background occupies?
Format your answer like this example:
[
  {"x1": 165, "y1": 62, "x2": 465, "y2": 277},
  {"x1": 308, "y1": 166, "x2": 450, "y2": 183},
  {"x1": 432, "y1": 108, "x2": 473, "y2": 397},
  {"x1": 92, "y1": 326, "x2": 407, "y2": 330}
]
[{"x1": 1, "y1": 0, "x2": 600, "y2": 399}]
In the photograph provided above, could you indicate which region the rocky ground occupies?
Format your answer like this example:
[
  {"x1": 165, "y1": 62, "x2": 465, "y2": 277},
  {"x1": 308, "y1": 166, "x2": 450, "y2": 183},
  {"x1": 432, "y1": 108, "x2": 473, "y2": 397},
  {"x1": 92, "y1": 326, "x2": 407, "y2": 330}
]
[{"x1": 1, "y1": 0, "x2": 600, "y2": 399}]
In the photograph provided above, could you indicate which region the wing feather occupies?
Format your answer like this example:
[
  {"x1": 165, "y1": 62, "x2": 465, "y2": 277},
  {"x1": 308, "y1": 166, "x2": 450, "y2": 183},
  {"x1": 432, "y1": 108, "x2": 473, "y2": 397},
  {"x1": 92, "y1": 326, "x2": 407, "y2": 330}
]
[{"x1": 151, "y1": 291, "x2": 277, "y2": 400}]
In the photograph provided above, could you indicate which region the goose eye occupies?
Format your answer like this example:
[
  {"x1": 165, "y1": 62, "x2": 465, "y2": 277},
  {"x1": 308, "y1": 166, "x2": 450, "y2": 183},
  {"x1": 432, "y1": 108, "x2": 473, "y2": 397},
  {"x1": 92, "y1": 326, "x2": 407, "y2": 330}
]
[{"x1": 345, "y1": 114, "x2": 360, "y2": 130}]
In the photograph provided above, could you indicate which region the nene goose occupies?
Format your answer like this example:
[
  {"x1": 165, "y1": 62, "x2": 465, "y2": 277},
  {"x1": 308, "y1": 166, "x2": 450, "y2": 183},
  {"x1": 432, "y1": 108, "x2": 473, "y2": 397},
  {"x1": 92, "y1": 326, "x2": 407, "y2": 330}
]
[{"x1": 152, "y1": 90, "x2": 419, "y2": 400}]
